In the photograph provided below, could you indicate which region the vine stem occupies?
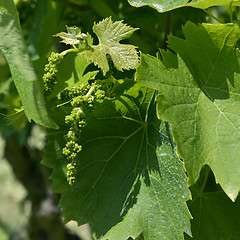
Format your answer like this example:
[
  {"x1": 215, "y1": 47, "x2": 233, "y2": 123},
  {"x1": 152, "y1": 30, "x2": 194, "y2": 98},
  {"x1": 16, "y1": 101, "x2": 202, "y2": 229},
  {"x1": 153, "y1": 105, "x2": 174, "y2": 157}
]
[
  {"x1": 203, "y1": 9, "x2": 224, "y2": 24},
  {"x1": 199, "y1": 166, "x2": 210, "y2": 194},
  {"x1": 56, "y1": 99, "x2": 72, "y2": 107},
  {"x1": 86, "y1": 85, "x2": 95, "y2": 98},
  {"x1": 61, "y1": 48, "x2": 79, "y2": 57}
]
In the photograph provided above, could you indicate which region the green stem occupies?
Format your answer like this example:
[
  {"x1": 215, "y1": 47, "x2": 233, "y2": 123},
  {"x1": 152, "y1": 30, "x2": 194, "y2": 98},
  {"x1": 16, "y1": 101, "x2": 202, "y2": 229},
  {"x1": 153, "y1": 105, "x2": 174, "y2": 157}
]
[
  {"x1": 199, "y1": 166, "x2": 210, "y2": 194},
  {"x1": 56, "y1": 99, "x2": 72, "y2": 107},
  {"x1": 203, "y1": 9, "x2": 224, "y2": 24},
  {"x1": 86, "y1": 85, "x2": 95, "y2": 98},
  {"x1": 61, "y1": 48, "x2": 79, "y2": 57}
]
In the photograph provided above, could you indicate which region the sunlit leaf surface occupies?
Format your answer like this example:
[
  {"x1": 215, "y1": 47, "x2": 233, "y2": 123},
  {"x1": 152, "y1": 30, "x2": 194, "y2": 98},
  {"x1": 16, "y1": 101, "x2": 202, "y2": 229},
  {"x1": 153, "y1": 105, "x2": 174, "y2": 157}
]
[{"x1": 136, "y1": 23, "x2": 240, "y2": 201}]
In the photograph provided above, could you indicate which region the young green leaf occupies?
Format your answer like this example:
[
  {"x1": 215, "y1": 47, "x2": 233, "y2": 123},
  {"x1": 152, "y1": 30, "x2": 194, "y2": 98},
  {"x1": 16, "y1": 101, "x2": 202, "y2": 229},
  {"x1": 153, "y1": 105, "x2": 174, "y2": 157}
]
[
  {"x1": 42, "y1": 83, "x2": 191, "y2": 240},
  {"x1": 55, "y1": 26, "x2": 87, "y2": 46},
  {"x1": 135, "y1": 23, "x2": 240, "y2": 201},
  {"x1": 83, "y1": 17, "x2": 139, "y2": 75}
]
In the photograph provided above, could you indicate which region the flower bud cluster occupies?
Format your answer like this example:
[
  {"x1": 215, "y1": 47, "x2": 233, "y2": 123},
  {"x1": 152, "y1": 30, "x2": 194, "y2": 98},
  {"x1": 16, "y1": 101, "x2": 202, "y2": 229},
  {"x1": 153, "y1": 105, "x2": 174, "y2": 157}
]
[
  {"x1": 63, "y1": 122, "x2": 84, "y2": 185},
  {"x1": 60, "y1": 84, "x2": 91, "y2": 100},
  {"x1": 62, "y1": 108, "x2": 85, "y2": 161},
  {"x1": 61, "y1": 82, "x2": 106, "y2": 185},
  {"x1": 66, "y1": 161, "x2": 77, "y2": 186},
  {"x1": 43, "y1": 52, "x2": 63, "y2": 95}
]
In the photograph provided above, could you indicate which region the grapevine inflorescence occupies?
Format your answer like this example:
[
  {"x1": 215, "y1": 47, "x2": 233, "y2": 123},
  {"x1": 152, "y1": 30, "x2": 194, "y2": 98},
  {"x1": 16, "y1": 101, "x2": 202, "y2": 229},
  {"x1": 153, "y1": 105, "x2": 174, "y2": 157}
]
[
  {"x1": 43, "y1": 52, "x2": 63, "y2": 95},
  {"x1": 42, "y1": 41, "x2": 107, "y2": 185},
  {"x1": 60, "y1": 82, "x2": 106, "y2": 185}
]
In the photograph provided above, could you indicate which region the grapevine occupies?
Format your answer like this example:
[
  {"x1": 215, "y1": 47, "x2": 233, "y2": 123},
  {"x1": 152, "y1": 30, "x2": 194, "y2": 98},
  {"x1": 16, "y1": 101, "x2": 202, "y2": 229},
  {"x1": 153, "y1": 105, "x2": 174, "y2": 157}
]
[
  {"x1": 2, "y1": 1, "x2": 240, "y2": 240},
  {"x1": 42, "y1": 18, "x2": 138, "y2": 185}
]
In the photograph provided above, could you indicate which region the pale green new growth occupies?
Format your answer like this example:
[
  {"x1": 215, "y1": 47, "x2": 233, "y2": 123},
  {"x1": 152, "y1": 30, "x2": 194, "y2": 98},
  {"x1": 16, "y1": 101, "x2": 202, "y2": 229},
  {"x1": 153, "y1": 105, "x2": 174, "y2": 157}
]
[
  {"x1": 54, "y1": 18, "x2": 139, "y2": 75},
  {"x1": 55, "y1": 26, "x2": 87, "y2": 46},
  {"x1": 83, "y1": 17, "x2": 139, "y2": 75}
]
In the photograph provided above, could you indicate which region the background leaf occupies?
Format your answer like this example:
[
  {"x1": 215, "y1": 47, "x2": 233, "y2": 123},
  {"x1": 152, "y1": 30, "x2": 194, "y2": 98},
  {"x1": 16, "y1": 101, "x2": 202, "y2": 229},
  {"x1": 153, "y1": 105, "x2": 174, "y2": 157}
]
[
  {"x1": 34, "y1": 0, "x2": 64, "y2": 58},
  {"x1": 0, "y1": 0, "x2": 57, "y2": 128},
  {"x1": 135, "y1": 23, "x2": 240, "y2": 201},
  {"x1": 186, "y1": 178, "x2": 240, "y2": 240},
  {"x1": 127, "y1": 0, "x2": 238, "y2": 13},
  {"x1": 42, "y1": 83, "x2": 191, "y2": 240}
]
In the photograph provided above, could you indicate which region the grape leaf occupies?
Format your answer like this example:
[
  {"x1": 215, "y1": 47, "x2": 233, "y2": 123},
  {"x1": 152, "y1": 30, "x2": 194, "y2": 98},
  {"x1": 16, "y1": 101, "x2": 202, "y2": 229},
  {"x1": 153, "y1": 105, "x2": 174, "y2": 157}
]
[
  {"x1": 82, "y1": 17, "x2": 139, "y2": 75},
  {"x1": 127, "y1": 0, "x2": 239, "y2": 13},
  {"x1": 42, "y1": 83, "x2": 191, "y2": 240},
  {"x1": 55, "y1": 26, "x2": 87, "y2": 46},
  {"x1": 186, "y1": 186, "x2": 240, "y2": 240},
  {"x1": 135, "y1": 23, "x2": 240, "y2": 201},
  {"x1": 190, "y1": 0, "x2": 240, "y2": 9},
  {"x1": 0, "y1": 0, "x2": 57, "y2": 128}
]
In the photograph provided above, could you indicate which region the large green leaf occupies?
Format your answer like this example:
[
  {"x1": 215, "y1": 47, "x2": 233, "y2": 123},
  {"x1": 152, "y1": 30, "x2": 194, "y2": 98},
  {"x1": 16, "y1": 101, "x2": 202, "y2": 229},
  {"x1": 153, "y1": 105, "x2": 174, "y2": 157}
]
[
  {"x1": 135, "y1": 23, "x2": 240, "y2": 201},
  {"x1": 0, "y1": 0, "x2": 57, "y2": 128},
  {"x1": 127, "y1": 0, "x2": 239, "y2": 13},
  {"x1": 42, "y1": 83, "x2": 191, "y2": 240}
]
